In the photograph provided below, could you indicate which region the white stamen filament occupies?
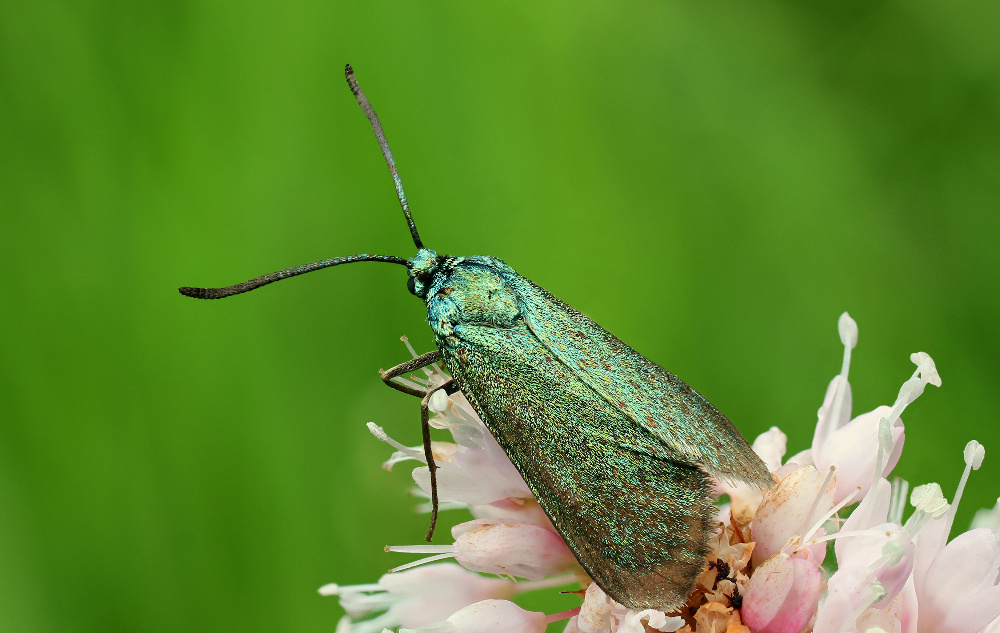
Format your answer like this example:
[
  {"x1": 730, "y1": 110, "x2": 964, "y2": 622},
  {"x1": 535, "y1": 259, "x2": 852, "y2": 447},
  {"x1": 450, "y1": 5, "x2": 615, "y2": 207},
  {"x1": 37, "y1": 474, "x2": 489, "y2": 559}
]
[
  {"x1": 392, "y1": 376, "x2": 427, "y2": 392},
  {"x1": 888, "y1": 478, "x2": 909, "y2": 525},
  {"x1": 873, "y1": 417, "x2": 892, "y2": 487},
  {"x1": 386, "y1": 544, "x2": 456, "y2": 554},
  {"x1": 388, "y1": 553, "x2": 457, "y2": 573},
  {"x1": 801, "y1": 486, "x2": 859, "y2": 549},
  {"x1": 943, "y1": 440, "x2": 986, "y2": 536},
  {"x1": 803, "y1": 467, "x2": 837, "y2": 537},
  {"x1": 807, "y1": 528, "x2": 890, "y2": 548},
  {"x1": 367, "y1": 423, "x2": 427, "y2": 463}
]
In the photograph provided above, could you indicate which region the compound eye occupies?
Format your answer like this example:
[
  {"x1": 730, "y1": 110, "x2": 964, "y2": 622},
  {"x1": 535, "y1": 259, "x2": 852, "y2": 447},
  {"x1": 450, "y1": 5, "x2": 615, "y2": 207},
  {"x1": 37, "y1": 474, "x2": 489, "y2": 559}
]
[{"x1": 406, "y1": 276, "x2": 418, "y2": 296}]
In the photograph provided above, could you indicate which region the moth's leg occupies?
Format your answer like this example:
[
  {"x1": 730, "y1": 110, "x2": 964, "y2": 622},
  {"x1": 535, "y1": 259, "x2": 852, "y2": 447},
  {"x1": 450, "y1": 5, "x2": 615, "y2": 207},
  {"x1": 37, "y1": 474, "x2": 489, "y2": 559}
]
[
  {"x1": 379, "y1": 350, "x2": 457, "y2": 541},
  {"x1": 380, "y1": 350, "x2": 442, "y2": 398},
  {"x1": 416, "y1": 378, "x2": 455, "y2": 541}
]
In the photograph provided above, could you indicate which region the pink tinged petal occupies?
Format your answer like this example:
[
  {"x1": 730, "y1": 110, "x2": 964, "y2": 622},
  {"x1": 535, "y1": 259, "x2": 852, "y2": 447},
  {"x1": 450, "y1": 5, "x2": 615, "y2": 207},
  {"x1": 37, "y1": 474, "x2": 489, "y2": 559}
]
[
  {"x1": 856, "y1": 606, "x2": 901, "y2": 633},
  {"x1": 834, "y1": 522, "x2": 898, "y2": 576},
  {"x1": 898, "y1": 575, "x2": 918, "y2": 633},
  {"x1": 753, "y1": 427, "x2": 789, "y2": 473},
  {"x1": 751, "y1": 466, "x2": 836, "y2": 565},
  {"x1": 784, "y1": 448, "x2": 813, "y2": 468},
  {"x1": 450, "y1": 519, "x2": 576, "y2": 580},
  {"x1": 917, "y1": 528, "x2": 1000, "y2": 633},
  {"x1": 804, "y1": 526, "x2": 828, "y2": 565},
  {"x1": 980, "y1": 615, "x2": 1000, "y2": 633},
  {"x1": 451, "y1": 425, "x2": 532, "y2": 501},
  {"x1": 813, "y1": 376, "x2": 853, "y2": 460},
  {"x1": 742, "y1": 551, "x2": 821, "y2": 633},
  {"x1": 379, "y1": 564, "x2": 515, "y2": 627},
  {"x1": 470, "y1": 498, "x2": 553, "y2": 528},
  {"x1": 572, "y1": 584, "x2": 615, "y2": 633},
  {"x1": 621, "y1": 609, "x2": 685, "y2": 633},
  {"x1": 399, "y1": 599, "x2": 549, "y2": 633},
  {"x1": 813, "y1": 566, "x2": 877, "y2": 633},
  {"x1": 840, "y1": 478, "x2": 893, "y2": 540},
  {"x1": 813, "y1": 407, "x2": 904, "y2": 502},
  {"x1": 874, "y1": 541, "x2": 916, "y2": 604}
]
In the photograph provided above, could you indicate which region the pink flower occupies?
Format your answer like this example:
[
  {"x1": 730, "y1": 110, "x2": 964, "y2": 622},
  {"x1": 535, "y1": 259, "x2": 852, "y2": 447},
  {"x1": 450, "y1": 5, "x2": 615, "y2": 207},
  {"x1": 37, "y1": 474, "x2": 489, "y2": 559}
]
[
  {"x1": 448, "y1": 518, "x2": 577, "y2": 579},
  {"x1": 742, "y1": 550, "x2": 822, "y2": 633},
  {"x1": 751, "y1": 465, "x2": 836, "y2": 566},
  {"x1": 910, "y1": 442, "x2": 1000, "y2": 633},
  {"x1": 914, "y1": 528, "x2": 1000, "y2": 633},
  {"x1": 323, "y1": 321, "x2": 994, "y2": 633},
  {"x1": 385, "y1": 518, "x2": 577, "y2": 580},
  {"x1": 562, "y1": 584, "x2": 685, "y2": 633}
]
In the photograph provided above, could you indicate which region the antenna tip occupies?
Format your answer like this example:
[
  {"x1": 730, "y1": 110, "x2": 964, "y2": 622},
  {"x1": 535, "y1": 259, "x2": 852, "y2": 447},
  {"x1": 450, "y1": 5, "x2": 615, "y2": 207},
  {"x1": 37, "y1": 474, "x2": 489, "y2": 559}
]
[
  {"x1": 178, "y1": 286, "x2": 208, "y2": 299},
  {"x1": 345, "y1": 64, "x2": 354, "y2": 76}
]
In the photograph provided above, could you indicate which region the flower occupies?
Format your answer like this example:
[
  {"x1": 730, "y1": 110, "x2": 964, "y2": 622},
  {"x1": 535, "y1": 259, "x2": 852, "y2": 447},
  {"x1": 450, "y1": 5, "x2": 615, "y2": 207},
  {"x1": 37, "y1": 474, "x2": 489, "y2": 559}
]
[
  {"x1": 742, "y1": 550, "x2": 822, "y2": 633},
  {"x1": 398, "y1": 599, "x2": 549, "y2": 633},
  {"x1": 322, "y1": 317, "x2": 999, "y2": 633},
  {"x1": 319, "y1": 563, "x2": 516, "y2": 633},
  {"x1": 385, "y1": 518, "x2": 578, "y2": 580}
]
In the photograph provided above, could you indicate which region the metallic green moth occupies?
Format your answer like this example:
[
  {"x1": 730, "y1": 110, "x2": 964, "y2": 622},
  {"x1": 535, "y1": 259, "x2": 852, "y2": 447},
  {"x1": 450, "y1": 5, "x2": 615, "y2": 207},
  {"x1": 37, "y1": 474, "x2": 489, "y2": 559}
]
[{"x1": 180, "y1": 65, "x2": 773, "y2": 612}]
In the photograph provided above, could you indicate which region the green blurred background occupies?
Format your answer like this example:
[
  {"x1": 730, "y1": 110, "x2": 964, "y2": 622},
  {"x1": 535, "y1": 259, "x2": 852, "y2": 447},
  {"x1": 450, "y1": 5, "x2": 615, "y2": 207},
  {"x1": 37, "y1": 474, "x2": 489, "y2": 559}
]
[{"x1": 2, "y1": 0, "x2": 998, "y2": 630}]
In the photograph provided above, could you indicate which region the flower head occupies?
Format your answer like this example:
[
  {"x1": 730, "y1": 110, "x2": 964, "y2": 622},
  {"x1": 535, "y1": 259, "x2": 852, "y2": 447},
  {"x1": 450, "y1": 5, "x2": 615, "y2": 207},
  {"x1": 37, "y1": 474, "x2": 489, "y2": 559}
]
[{"x1": 323, "y1": 319, "x2": 997, "y2": 633}]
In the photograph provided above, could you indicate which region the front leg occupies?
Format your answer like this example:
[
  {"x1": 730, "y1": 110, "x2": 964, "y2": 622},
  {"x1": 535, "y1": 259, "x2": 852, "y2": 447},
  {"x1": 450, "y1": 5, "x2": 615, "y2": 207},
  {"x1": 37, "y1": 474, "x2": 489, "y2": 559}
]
[{"x1": 379, "y1": 350, "x2": 458, "y2": 541}]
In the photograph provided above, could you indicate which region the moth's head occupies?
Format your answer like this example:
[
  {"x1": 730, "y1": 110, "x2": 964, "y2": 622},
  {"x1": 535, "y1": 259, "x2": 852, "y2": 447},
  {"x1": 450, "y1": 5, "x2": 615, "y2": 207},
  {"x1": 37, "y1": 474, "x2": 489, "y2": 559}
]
[{"x1": 407, "y1": 248, "x2": 449, "y2": 299}]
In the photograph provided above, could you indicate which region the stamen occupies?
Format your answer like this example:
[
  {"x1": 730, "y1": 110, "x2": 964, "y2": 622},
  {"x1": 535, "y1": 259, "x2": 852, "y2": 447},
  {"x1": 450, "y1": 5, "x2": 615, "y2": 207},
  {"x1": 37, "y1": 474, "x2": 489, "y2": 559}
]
[
  {"x1": 888, "y1": 478, "x2": 909, "y2": 525},
  {"x1": 804, "y1": 467, "x2": 837, "y2": 532},
  {"x1": 386, "y1": 544, "x2": 455, "y2": 554},
  {"x1": 401, "y1": 335, "x2": 419, "y2": 360},
  {"x1": 943, "y1": 440, "x2": 986, "y2": 536},
  {"x1": 802, "y1": 486, "x2": 860, "y2": 546},
  {"x1": 868, "y1": 539, "x2": 906, "y2": 571},
  {"x1": 390, "y1": 376, "x2": 427, "y2": 393},
  {"x1": 897, "y1": 483, "x2": 949, "y2": 543},
  {"x1": 818, "y1": 312, "x2": 858, "y2": 437},
  {"x1": 827, "y1": 313, "x2": 858, "y2": 440},
  {"x1": 873, "y1": 416, "x2": 892, "y2": 489},
  {"x1": 807, "y1": 528, "x2": 883, "y2": 547},
  {"x1": 367, "y1": 423, "x2": 426, "y2": 462},
  {"x1": 516, "y1": 574, "x2": 580, "y2": 592},
  {"x1": 387, "y1": 552, "x2": 457, "y2": 572}
]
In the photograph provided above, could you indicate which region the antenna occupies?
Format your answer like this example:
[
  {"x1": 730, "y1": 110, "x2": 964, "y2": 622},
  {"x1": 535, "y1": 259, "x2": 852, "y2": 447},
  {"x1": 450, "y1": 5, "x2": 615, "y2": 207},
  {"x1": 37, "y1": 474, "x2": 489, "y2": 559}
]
[
  {"x1": 178, "y1": 254, "x2": 409, "y2": 299},
  {"x1": 178, "y1": 65, "x2": 419, "y2": 300},
  {"x1": 345, "y1": 64, "x2": 423, "y2": 249}
]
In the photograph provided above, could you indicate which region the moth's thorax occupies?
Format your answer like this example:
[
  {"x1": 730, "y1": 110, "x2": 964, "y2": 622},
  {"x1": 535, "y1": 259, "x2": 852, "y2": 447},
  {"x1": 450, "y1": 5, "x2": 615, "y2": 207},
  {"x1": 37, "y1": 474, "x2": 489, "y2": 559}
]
[{"x1": 420, "y1": 255, "x2": 521, "y2": 339}]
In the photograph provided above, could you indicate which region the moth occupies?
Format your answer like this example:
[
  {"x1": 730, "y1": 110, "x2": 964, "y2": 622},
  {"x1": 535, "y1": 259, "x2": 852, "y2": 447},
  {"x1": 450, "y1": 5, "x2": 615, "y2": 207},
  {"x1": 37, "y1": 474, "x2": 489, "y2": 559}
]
[{"x1": 180, "y1": 65, "x2": 773, "y2": 612}]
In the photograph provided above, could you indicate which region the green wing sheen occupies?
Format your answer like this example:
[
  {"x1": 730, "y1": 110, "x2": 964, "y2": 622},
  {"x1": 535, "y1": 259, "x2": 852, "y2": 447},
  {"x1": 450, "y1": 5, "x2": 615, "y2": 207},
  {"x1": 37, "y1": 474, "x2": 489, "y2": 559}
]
[
  {"x1": 441, "y1": 319, "x2": 714, "y2": 612},
  {"x1": 505, "y1": 274, "x2": 772, "y2": 489}
]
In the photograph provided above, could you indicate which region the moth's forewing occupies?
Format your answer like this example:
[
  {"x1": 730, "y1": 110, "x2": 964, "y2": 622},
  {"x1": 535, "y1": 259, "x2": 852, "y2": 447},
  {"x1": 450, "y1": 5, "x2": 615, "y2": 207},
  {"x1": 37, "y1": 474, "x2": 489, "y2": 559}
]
[
  {"x1": 423, "y1": 256, "x2": 736, "y2": 611},
  {"x1": 505, "y1": 273, "x2": 773, "y2": 489},
  {"x1": 438, "y1": 311, "x2": 714, "y2": 611}
]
